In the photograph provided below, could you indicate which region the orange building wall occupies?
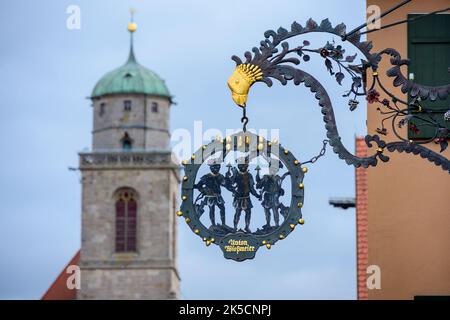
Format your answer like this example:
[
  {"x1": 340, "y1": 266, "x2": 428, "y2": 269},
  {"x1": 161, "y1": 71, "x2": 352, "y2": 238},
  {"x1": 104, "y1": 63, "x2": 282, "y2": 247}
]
[{"x1": 365, "y1": 0, "x2": 450, "y2": 299}]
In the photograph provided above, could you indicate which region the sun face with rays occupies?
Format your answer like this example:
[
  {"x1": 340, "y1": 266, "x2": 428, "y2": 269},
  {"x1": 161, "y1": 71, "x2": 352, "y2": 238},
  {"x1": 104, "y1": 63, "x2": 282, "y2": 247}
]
[{"x1": 227, "y1": 64, "x2": 263, "y2": 107}]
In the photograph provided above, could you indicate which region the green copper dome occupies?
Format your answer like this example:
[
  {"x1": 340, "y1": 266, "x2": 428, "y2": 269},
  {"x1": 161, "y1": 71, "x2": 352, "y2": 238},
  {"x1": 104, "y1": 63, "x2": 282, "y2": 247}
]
[{"x1": 91, "y1": 38, "x2": 170, "y2": 99}]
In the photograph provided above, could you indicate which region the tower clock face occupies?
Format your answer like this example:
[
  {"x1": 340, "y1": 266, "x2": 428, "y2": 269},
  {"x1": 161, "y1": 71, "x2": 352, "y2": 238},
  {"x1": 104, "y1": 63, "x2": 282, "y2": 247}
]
[{"x1": 179, "y1": 131, "x2": 306, "y2": 261}]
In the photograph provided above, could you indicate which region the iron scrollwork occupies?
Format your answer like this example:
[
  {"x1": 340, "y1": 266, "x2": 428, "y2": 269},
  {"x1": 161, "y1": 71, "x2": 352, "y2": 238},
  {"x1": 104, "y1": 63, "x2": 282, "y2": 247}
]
[
  {"x1": 179, "y1": 17, "x2": 449, "y2": 262},
  {"x1": 227, "y1": 18, "x2": 450, "y2": 173}
]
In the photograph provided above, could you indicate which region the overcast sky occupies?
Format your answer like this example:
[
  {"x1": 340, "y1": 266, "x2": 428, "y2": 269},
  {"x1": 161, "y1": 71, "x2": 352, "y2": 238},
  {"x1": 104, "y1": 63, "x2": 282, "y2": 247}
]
[{"x1": 0, "y1": 0, "x2": 367, "y2": 299}]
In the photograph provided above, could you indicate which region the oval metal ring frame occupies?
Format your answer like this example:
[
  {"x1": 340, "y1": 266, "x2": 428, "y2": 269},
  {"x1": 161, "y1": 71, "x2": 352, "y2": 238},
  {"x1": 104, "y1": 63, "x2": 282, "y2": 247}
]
[{"x1": 179, "y1": 131, "x2": 306, "y2": 261}]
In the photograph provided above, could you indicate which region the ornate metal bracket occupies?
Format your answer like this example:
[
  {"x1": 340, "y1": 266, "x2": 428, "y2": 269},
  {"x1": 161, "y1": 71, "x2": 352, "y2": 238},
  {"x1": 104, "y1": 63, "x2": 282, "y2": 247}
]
[
  {"x1": 179, "y1": 16, "x2": 449, "y2": 262},
  {"x1": 227, "y1": 18, "x2": 450, "y2": 173}
]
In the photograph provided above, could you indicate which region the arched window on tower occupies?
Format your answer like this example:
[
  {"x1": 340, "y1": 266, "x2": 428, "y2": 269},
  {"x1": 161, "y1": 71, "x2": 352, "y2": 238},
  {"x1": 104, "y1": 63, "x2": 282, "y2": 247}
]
[
  {"x1": 115, "y1": 188, "x2": 137, "y2": 252},
  {"x1": 121, "y1": 132, "x2": 133, "y2": 150}
]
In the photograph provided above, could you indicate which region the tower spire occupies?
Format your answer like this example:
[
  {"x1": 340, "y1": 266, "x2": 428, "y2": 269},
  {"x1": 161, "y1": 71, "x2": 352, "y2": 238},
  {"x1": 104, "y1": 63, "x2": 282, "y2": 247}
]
[{"x1": 127, "y1": 8, "x2": 137, "y2": 63}]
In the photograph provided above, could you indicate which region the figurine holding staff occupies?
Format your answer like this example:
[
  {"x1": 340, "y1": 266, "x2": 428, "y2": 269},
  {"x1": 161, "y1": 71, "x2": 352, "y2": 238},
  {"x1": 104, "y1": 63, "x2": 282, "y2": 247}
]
[
  {"x1": 226, "y1": 157, "x2": 261, "y2": 233},
  {"x1": 256, "y1": 160, "x2": 290, "y2": 228}
]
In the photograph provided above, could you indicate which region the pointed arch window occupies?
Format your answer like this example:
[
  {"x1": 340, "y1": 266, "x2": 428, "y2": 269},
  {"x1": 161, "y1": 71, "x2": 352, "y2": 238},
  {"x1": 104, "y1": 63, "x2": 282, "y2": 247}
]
[{"x1": 115, "y1": 188, "x2": 137, "y2": 252}]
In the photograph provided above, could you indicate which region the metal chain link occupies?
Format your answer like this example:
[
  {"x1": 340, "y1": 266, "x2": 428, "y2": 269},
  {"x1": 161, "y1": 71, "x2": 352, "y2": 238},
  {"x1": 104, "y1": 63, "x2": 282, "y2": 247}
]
[
  {"x1": 241, "y1": 104, "x2": 249, "y2": 132},
  {"x1": 239, "y1": 104, "x2": 327, "y2": 164},
  {"x1": 301, "y1": 139, "x2": 329, "y2": 165}
]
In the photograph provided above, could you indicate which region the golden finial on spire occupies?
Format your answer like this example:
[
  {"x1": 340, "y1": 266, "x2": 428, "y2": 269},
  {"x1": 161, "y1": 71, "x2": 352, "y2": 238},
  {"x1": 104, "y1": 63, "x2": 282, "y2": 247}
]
[{"x1": 128, "y1": 8, "x2": 137, "y2": 33}]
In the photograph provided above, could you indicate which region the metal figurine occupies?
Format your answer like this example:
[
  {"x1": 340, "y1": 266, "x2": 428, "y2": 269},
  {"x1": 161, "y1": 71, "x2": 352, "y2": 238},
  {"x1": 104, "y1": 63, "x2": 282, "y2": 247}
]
[
  {"x1": 256, "y1": 161, "x2": 290, "y2": 229},
  {"x1": 226, "y1": 158, "x2": 261, "y2": 233},
  {"x1": 194, "y1": 159, "x2": 229, "y2": 227}
]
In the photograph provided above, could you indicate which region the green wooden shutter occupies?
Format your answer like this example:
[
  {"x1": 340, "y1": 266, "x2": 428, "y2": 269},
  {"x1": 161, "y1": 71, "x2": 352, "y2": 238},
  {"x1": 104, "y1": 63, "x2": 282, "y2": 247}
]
[{"x1": 407, "y1": 13, "x2": 450, "y2": 139}]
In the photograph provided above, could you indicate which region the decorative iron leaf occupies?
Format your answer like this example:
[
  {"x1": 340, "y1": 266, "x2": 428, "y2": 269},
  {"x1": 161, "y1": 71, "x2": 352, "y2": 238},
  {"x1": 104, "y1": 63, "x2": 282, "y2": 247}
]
[
  {"x1": 306, "y1": 18, "x2": 318, "y2": 30},
  {"x1": 352, "y1": 77, "x2": 362, "y2": 88},
  {"x1": 360, "y1": 41, "x2": 373, "y2": 52},
  {"x1": 281, "y1": 57, "x2": 301, "y2": 65},
  {"x1": 231, "y1": 55, "x2": 242, "y2": 66},
  {"x1": 386, "y1": 65, "x2": 400, "y2": 78},
  {"x1": 335, "y1": 72, "x2": 344, "y2": 85},
  {"x1": 264, "y1": 30, "x2": 277, "y2": 40},
  {"x1": 324, "y1": 41, "x2": 334, "y2": 51},
  {"x1": 291, "y1": 21, "x2": 303, "y2": 33},
  {"x1": 440, "y1": 140, "x2": 448, "y2": 153},
  {"x1": 244, "y1": 51, "x2": 252, "y2": 63},
  {"x1": 376, "y1": 128, "x2": 388, "y2": 135},
  {"x1": 277, "y1": 27, "x2": 288, "y2": 36},
  {"x1": 325, "y1": 58, "x2": 334, "y2": 75},
  {"x1": 393, "y1": 75, "x2": 405, "y2": 87},
  {"x1": 320, "y1": 18, "x2": 332, "y2": 31},
  {"x1": 348, "y1": 99, "x2": 359, "y2": 111},
  {"x1": 345, "y1": 53, "x2": 357, "y2": 63},
  {"x1": 334, "y1": 23, "x2": 346, "y2": 36}
]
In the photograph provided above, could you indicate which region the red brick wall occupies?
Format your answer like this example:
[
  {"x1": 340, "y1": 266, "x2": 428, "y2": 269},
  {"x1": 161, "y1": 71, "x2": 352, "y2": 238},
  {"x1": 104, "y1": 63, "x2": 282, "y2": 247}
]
[{"x1": 355, "y1": 138, "x2": 368, "y2": 300}]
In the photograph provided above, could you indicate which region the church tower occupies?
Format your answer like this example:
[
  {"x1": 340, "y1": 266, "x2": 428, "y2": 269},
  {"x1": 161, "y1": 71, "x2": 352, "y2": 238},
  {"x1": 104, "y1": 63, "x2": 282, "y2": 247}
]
[{"x1": 77, "y1": 18, "x2": 180, "y2": 299}]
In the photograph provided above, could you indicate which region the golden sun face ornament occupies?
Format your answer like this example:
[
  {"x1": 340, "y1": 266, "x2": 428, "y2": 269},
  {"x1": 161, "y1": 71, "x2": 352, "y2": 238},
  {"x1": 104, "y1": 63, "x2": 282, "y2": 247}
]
[{"x1": 227, "y1": 64, "x2": 263, "y2": 107}]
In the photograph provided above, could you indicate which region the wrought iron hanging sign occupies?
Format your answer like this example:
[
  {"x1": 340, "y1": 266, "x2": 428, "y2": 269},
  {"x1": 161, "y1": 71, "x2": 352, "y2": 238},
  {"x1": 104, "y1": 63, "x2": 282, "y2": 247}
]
[
  {"x1": 179, "y1": 6, "x2": 450, "y2": 261},
  {"x1": 179, "y1": 131, "x2": 308, "y2": 261}
]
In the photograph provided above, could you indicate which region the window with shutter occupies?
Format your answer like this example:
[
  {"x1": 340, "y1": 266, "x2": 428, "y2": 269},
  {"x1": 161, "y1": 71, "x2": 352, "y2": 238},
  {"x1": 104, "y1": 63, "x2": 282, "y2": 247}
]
[{"x1": 407, "y1": 14, "x2": 450, "y2": 139}]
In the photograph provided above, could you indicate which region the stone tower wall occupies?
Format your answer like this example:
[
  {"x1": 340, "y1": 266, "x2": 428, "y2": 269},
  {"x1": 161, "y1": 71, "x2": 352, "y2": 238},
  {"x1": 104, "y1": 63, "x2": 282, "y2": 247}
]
[
  {"x1": 78, "y1": 91, "x2": 180, "y2": 299},
  {"x1": 78, "y1": 162, "x2": 180, "y2": 299},
  {"x1": 92, "y1": 94, "x2": 171, "y2": 150}
]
